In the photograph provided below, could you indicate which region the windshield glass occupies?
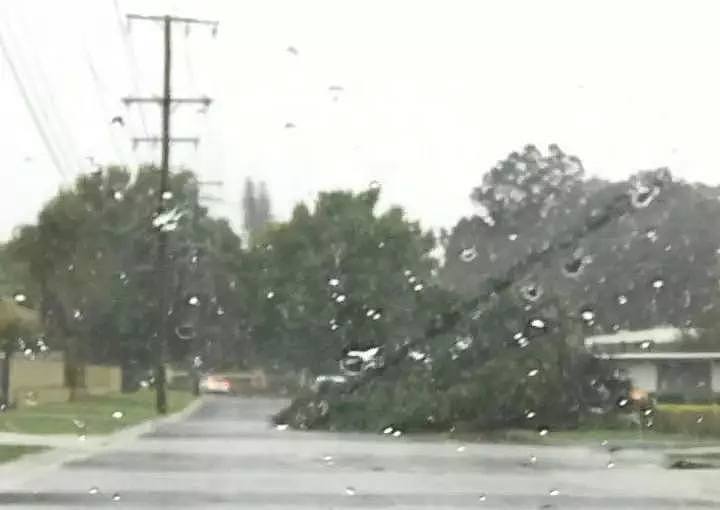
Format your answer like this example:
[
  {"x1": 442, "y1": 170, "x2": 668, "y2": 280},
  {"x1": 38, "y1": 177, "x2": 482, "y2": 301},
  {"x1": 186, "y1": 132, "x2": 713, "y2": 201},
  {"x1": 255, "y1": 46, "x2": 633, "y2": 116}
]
[{"x1": 1, "y1": 0, "x2": 719, "y2": 508}]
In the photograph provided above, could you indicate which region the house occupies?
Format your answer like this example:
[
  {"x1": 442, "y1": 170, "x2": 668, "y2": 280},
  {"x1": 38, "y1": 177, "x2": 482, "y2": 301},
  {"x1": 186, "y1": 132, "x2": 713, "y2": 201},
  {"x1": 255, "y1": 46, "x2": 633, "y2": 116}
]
[{"x1": 585, "y1": 327, "x2": 720, "y2": 402}]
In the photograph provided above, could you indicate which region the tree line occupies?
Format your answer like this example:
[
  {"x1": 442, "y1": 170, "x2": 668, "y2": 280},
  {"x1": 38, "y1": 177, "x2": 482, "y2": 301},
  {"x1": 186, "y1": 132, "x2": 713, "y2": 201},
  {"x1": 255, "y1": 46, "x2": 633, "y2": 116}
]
[{"x1": 3, "y1": 145, "x2": 720, "y2": 428}]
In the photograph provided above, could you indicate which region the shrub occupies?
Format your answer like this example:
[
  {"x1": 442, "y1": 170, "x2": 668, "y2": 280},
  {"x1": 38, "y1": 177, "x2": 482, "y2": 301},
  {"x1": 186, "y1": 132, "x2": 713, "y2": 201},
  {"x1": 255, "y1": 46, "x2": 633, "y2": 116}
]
[{"x1": 654, "y1": 404, "x2": 720, "y2": 437}]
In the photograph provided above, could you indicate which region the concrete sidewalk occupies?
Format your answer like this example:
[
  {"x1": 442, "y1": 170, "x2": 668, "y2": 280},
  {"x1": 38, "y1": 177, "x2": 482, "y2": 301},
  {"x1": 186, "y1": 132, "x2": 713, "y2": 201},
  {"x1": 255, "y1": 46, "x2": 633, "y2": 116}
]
[{"x1": 0, "y1": 397, "x2": 203, "y2": 490}]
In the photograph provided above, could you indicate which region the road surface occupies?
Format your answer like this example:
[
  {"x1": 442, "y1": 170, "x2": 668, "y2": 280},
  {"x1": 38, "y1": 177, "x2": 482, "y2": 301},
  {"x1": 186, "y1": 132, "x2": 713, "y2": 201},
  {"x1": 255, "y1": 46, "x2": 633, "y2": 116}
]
[{"x1": 1, "y1": 396, "x2": 719, "y2": 508}]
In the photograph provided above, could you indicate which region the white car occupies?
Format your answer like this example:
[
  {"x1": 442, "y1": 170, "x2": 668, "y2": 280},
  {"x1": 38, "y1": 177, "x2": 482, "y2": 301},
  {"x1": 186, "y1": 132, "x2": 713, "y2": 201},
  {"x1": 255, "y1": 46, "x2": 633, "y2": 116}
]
[{"x1": 199, "y1": 374, "x2": 232, "y2": 394}]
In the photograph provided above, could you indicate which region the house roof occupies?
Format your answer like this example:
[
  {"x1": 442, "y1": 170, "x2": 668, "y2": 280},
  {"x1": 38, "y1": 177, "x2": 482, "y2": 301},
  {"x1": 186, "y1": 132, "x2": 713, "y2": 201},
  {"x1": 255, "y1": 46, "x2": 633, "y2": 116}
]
[{"x1": 602, "y1": 352, "x2": 720, "y2": 361}]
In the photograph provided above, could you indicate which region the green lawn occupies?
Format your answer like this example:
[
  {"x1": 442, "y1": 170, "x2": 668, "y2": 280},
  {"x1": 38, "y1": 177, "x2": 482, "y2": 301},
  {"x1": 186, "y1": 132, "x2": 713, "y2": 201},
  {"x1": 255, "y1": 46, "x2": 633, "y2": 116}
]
[
  {"x1": 0, "y1": 444, "x2": 47, "y2": 463},
  {"x1": 0, "y1": 390, "x2": 195, "y2": 435}
]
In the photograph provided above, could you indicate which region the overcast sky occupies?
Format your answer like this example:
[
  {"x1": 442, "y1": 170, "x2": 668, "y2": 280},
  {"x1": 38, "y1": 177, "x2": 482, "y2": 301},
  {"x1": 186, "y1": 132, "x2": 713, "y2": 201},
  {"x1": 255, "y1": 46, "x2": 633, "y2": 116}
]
[{"x1": 1, "y1": 0, "x2": 719, "y2": 240}]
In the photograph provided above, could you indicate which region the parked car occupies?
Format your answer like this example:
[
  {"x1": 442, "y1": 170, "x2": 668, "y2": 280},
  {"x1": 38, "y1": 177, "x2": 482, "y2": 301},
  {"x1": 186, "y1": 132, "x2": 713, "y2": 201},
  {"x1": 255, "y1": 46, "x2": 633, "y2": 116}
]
[{"x1": 199, "y1": 374, "x2": 232, "y2": 394}]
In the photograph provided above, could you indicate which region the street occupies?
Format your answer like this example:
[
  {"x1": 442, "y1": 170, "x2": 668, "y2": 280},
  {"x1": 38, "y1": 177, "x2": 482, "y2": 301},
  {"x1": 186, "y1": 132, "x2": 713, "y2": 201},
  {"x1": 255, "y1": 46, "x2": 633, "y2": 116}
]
[{"x1": 1, "y1": 396, "x2": 719, "y2": 508}]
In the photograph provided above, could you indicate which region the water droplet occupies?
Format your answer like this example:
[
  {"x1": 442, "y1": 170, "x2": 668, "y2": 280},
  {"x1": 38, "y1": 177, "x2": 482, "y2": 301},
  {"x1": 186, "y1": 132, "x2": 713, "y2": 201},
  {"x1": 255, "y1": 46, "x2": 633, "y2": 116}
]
[
  {"x1": 616, "y1": 397, "x2": 629, "y2": 408},
  {"x1": 508, "y1": 233, "x2": 518, "y2": 241},
  {"x1": 111, "y1": 411, "x2": 123, "y2": 420},
  {"x1": 640, "y1": 340, "x2": 652, "y2": 350},
  {"x1": 392, "y1": 430, "x2": 402, "y2": 437},
  {"x1": 275, "y1": 423, "x2": 289, "y2": 431},
  {"x1": 526, "y1": 410, "x2": 537, "y2": 419},
  {"x1": 23, "y1": 348, "x2": 33, "y2": 359},
  {"x1": 601, "y1": 440, "x2": 609, "y2": 447},
  {"x1": 73, "y1": 309, "x2": 83, "y2": 320},
  {"x1": 646, "y1": 229, "x2": 658, "y2": 242},
  {"x1": 520, "y1": 284, "x2": 542, "y2": 302},
  {"x1": 216, "y1": 306, "x2": 225, "y2": 316},
  {"x1": 372, "y1": 312, "x2": 382, "y2": 320},
  {"x1": 517, "y1": 337, "x2": 530, "y2": 348},
  {"x1": 403, "y1": 269, "x2": 412, "y2": 277},
  {"x1": 607, "y1": 461, "x2": 615, "y2": 469},
  {"x1": 378, "y1": 241, "x2": 385, "y2": 248},
  {"x1": 478, "y1": 493, "x2": 487, "y2": 502},
  {"x1": 413, "y1": 283, "x2": 424, "y2": 292},
  {"x1": 88, "y1": 486, "x2": 100, "y2": 495},
  {"x1": 139, "y1": 380, "x2": 150, "y2": 388},
  {"x1": 562, "y1": 255, "x2": 588, "y2": 277},
  {"x1": 111, "y1": 493, "x2": 121, "y2": 502},
  {"x1": 408, "y1": 275, "x2": 417, "y2": 284},
  {"x1": 538, "y1": 426, "x2": 549, "y2": 436},
  {"x1": 630, "y1": 183, "x2": 660, "y2": 208},
  {"x1": 617, "y1": 295, "x2": 628, "y2": 305},
  {"x1": 549, "y1": 488, "x2": 560, "y2": 496},
  {"x1": 345, "y1": 486, "x2": 356, "y2": 496},
  {"x1": 580, "y1": 309, "x2": 595, "y2": 322},
  {"x1": 366, "y1": 309, "x2": 375, "y2": 317},
  {"x1": 78, "y1": 434, "x2": 87, "y2": 441},
  {"x1": 456, "y1": 446, "x2": 466, "y2": 452},
  {"x1": 335, "y1": 294, "x2": 346, "y2": 303},
  {"x1": 161, "y1": 190, "x2": 173, "y2": 200},
  {"x1": 528, "y1": 368, "x2": 539, "y2": 377},
  {"x1": 330, "y1": 323, "x2": 339, "y2": 331},
  {"x1": 529, "y1": 455, "x2": 537, "y2": 464},
  {"x1": 383, "y1": 426, "x2": 394, "y2": 435},
  {"x1": 369, "y1": 180, "x2": 381, "y2": 190},
  {"x1": 652, "y1": 278, "x2": 664, "y2": 289},
  {"x1": 267, "y1": 291, "x2": 276, "y2": 300},
  {"x1": 328, "y1": 278, "x2": 340, "y2": 287},
  {"x1": 13, "y1": 293, "x2": 27, "y2": 303},
  {"x1": 697, "y1": 415, "x2": 704, "y2": 424},
  {"x1": 187, "y1": 295, "x2": 200, "y2": 306},
  {"x1": 529, "y1": 318, "x2": 546, "y2": 329},
  {"x1": 113, "y1": 190, "x2": 124, "y2": 201},
  {"x1": 459, "y1": 246, "x2": 478, "y2": 262},
  {"x1": 644, "y1": 409, "x2": 653, "y2": 417}
]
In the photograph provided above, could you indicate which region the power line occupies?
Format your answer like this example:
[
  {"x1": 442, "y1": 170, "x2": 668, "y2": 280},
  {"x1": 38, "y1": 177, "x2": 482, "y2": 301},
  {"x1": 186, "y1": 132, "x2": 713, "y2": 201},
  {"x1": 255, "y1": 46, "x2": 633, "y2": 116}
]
[
  {"x1": 0, "y1": 14, "x2": 66, "y2": 180},
  {"x1": 112, "y1": 0, "x2": 151, "y2": 139}
]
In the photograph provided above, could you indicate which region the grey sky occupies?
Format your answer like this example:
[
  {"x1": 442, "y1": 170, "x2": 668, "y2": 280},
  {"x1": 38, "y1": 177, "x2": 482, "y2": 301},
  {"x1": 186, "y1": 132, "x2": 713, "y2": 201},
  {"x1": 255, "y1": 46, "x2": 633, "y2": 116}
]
[{"x1": 1, "y1": 0, "x2": 719, "y2": 241}]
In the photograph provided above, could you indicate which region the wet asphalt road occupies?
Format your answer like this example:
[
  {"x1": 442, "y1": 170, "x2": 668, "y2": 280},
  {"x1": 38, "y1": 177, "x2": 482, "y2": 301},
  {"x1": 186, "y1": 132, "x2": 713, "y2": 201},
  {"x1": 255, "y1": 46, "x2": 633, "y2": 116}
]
[{"x1": 2, "y1": 395, "x2": 720, "y2": 508}]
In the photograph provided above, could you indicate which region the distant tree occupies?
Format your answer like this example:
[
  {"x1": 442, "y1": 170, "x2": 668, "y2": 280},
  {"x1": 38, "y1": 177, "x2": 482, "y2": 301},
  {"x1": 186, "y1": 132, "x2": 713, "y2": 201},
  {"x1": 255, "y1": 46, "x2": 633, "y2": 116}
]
[
  {"x1": 242, "y1": 178, "x2": 273, "y2": 244},
  {"x1": 257, "y1": 181, "x2": 272, "y2": 225}
]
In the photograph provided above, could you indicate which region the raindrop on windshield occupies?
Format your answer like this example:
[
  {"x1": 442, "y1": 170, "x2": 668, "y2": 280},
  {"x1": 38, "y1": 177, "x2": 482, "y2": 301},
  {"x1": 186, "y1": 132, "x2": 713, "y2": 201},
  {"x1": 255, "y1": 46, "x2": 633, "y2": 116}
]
[
  {"x1": 459, "y1": 246, "x2": 478, "y2": 262},
  {"x1": 13, "y1": 293, "x2": 27, "y2": 303},
  {"x1": 369, "y1": 180, "x2": 381, "y2": 190},
  {"x1": 345, "y1": 486, "x2": 356, "y2": 496},
  {"x1": 456, "y1": 445, "x2": 466, "y2": 452},
  {"x1": 161, "y1": 190, "x2": 173, "y2": 200},
  {"x1": 111, "y1": 493, "x2": 121, "y2": 502},
  {"x1": 526, "y1": 410, "x2": 536, "y2": 419},
  {"x1": 113, "y1": 190, "x2": 124, "y2": 201},
  {"x1": 267, "y1": 291, "x2": 276, "y2": 300},
  {"x1": 640, "y1": 340, "x2": 652, "y2": 350},
  {"x1": 652, "y1": 278, "x2": 664, "y2": 289},
  {"x1": 478, "y1": 493, "x2": 487, "y2": 502},
  {"x1": 520, "y1": 284, "x2": 542, "y2": 302},
  {"x1": 111, "y1": 411, "x2": 123, "y2": 420},
  {"x1": 538, "y1": 426, "x2": 549, "y2": 436},
  {"x1": 187, "y1": 295, "x2": 200, "y2": 306},
  {"x1": 630, "y1": 183, "x2": 660, "y2": 208},
  {"x1": 413, "y1": 283, "x2": 424, "y2": 292},
  {"x1": 549, "y1": 489, "x2": 560, "y2": 496},
  {"x1": 529, "y1": 318, "x2": 546, "y2": 329},
  {"x1": 392, "y1": 430, "x2": 402, "y2": 437},
  {"x1": 73, "y1": 309, "x2": 84, "y2": 321},
  {"x1": 88, "y1": 487, "x2": 100, "y2": 495},
  {"x1": 372, "y1": 312, "x2": 382, "y2": 320},
  {"x1": 335, "y1": 294, "x2": 346, "y2": 303},
  {"x1": 383, "y1": 426, "x2": 394, "y2": 435},
  {"x1": 616, "y1": 397, "x2": 629, "y2": 408},
  {"x1": 328, "y1": 278, "x2": 340, "y2": 287},
  {"x1": 617, "y1": 295, "x2": 628, "y2": 305},
  {"x1": 508, "y1": 233, "x2": 518, "y2": 241},
  {"x1": 580, "y1": 309, "x2": 595, "y2": 322},
  {"x1": 528, "y1": 368, "x2": 539, "y2": 377},
  {"x1": 216, "y1": 306, "x2": 225, "y2": 316}
]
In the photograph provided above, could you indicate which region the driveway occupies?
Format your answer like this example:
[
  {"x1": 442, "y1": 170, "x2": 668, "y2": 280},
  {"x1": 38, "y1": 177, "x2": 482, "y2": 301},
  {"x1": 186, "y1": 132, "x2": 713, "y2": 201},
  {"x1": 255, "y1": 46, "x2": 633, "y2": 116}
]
[{"x1": 0, "y1": 395, "x2": 718, "y2": 508}]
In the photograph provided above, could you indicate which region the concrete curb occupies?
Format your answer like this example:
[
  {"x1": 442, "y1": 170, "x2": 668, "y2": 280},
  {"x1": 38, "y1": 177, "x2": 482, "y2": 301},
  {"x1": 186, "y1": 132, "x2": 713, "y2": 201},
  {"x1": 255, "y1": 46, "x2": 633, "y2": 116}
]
[{"x1": 0, "y1": 396, "x2": 204, "y2": 491}]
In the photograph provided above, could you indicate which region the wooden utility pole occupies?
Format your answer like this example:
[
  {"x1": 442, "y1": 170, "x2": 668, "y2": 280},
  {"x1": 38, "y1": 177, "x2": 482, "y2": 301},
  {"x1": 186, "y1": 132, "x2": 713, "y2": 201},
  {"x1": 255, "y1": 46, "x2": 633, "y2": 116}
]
[{"x1": 123, "y1": 13, "x2": 218, "y2": 414}]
